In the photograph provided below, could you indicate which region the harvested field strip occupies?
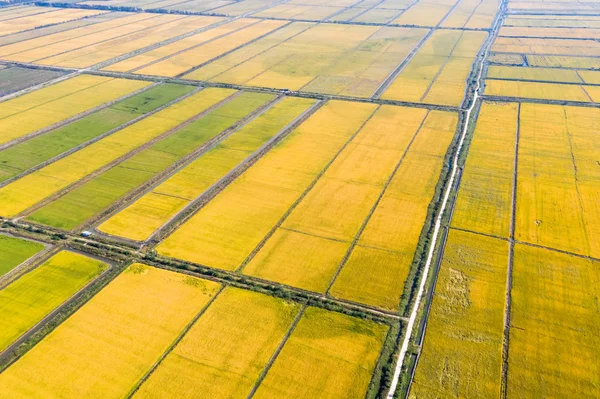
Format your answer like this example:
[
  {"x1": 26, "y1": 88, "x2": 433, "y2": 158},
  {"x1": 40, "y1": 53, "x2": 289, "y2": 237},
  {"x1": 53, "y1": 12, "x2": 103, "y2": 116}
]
[
  {"x1": 392, "y1": 0, "x2": 458, "y2": 27},
  {"x1": 0, "y1": 235, "x2": 44, "y2": 277},
  {"x1": 0, "y1": 83, "x2": 193, "y2": 183},
  {"x1": 500, "y1": 27, "x2": 600, "y2": 39},
  {"x1": 381, "y1": 30, "x2": 487, "y2": 106},
  {"x1": 508, "y1": 245, "x2": 600, "y2": 398},
  {"x1": 0, "y1": 8, "x2": 106, "y2": 37},
  {"x1": 504, "y1": 15, "x2": 600, "y2": 29},
  {"x1": 487, "y1": 65, "x2": 584, "y2": 83},
  {"x1": 0, "y1": 264, "x2": 221, "y2": 398},
  {"x1": 451, "y1": 101, "x2": 518, "y2": 238},
  {"x1": 156, "y1": 100, "x2": 378, "y2": 270},
  {"x1": 136, "y1": 19, "x2": 288, "y2": 77},
  {"x1": 484, "y1": 79, "x2": 598, "y2": 102},
  {"x1": 98, "y1": 96, "x2": 316, "y2": 242},
  {"x1": 0, "y1": 6, "x2": 52, "y2": 22},
  {"x1": 0, "y1": 251, "x2": 107, "y2": 352},
  {"x1": 488, "y1": 52, "x2": 525, "y2": 65},
  {"x1": 492, "y1": 37, "x2": 600, "y2": 57},
  {"x1": 3, "y1": 14, "x2": 176, "y2": 64},
  {"x1": 0, "y1": 88, "x2": 235, "y2": 217},
  {"x1": 0, "y1": 75, "x2": 150, "y2": 146},
  {"x1": 409, "y1": 230, "x2": 508, "y2": 398},
  {"x1": 133, "y1": 287, "x2": 302, "y2": 398},
  {"x1": 516, "y1": 103, "x2": 599, "y2": 258},
  {"x1": 36, "y1": 16, "x2": 222, "y2": 68},
  {"x1": 26, "y1": 92, "x2": 274, "y2": 230},
  {"x1": 209, "y1": 0, "x2": 279, "y2": 16},
  {"x1": 188, "y1": 23, "x2": 430, "y2": 98},
  {"x1": 253, "y1": 307, "x2": 388, "y2": 399},
  {"x1": 330, "y1": 110, "x2": 458, "y2": 310},
  {"x1": 164, "y1": 0, "x2": 235, "y2": 13},
  {"x1": 0, "y1": 66, "x2": 64, "y2": 97},
  {"x1": 526, "y1": 55, "x2": 600, "y2": 70},
  {"x1": 103, "y1": 18, "x2": 260, "y2": 73},
  {"x1": 0, "y1": 13, "x2": 156, "y2": 58}
]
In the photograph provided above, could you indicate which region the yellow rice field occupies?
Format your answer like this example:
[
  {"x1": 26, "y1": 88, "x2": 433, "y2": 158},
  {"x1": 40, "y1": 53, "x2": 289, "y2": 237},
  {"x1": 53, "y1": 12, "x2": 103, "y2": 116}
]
[
  {"x1": 392, "y1": 0, "x2": 457, "y2": 27},
  {"x1": 0, "y1": 264, "x2": 220, "y2": 398},
  {"x1": 442, "y1": 0, "x2": 500, "y2": 29},
  {"x1": 488, "y1": 52, "x2": 525, "y2": 65},
  {"x1": 484, "y1": 79, "x2": 597, "y2": 102},
  {"x1": 0, "y1": 7, "x2": 105, "y2": 36},
  {"x1": 492, "y1": 37, "x2": 600, "y2": 57},
  {"x1": 500, "y1": 26, "x2": 600, "y2": 39},
  {"x1": 487, "y1": 65, "x2": 583, "y2": 83},
  {"x1": 526, "y1": 55, "x2": 600, "y2": 69}
]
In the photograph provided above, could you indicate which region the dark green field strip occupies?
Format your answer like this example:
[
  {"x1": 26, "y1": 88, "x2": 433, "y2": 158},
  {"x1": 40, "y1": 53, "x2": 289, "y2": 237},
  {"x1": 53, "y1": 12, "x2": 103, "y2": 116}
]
[
  {"x1": 0, "y1": 66, "x2": 64, "y2": 96},
  {"x1": 0, "y1": 235, "x2": 45, "y2": 277},
  {"x1": 26, "y1": 91, "x2": 275, "y2": 230},
  {"x1": 0, "y1": 83, "x2": 194, "y2": 183}
]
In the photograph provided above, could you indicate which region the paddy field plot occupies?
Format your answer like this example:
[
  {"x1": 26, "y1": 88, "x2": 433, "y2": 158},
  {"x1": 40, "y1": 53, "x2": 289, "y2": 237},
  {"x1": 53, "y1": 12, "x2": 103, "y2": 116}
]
[
  {"x1": 98, "y1": 96, "x2": 317, "y2": 242},
  {"x1": 508, "y1": 245, "x2": 600, "y2": 398},
  {"x1": 133, "y1": 287, "x2": 302, "y2": 398},
  {"x1": 0, "y1": 87, "x2": 235, "y2": 218},
  {"x1": 0, "y1": 251, "x2": 107, "y2": 353},
  {"x1": 504, "y1": 15, "x2": 600, "y2": 28},
  {"x1": 0, "y1": 75, "x2": 150, "y2": 147},
  {"x1": 409, "y1": 230, "x2": 507, "y2": 399},
  {"x1": 492, "y1": 37, "x2": 600, "y2": 57},
  {"x1": 441, "y1": 0, "x2": 500, "y2": 29},
  {"x1": 0, "y1": 83, "x2": 194, "y2": 183},
  {"x1": 500, "y1": 26, "x2": 600, "y2": 40},
  {"x1": 0, "y1": 235, "x2": 45, "y2": 277},
  {"x1": 484, "y1": 79, "x2": 598, "y2": 102},
  {"x1": 487, "y1": 52, "x2": 525, "y2": 65},
  {"x1": 0, "y1": 7, "x2": 106, "y2": 37},
  {"x1": 382, "y1": 30, "x2": 487, "y2": 106},
  {"x1": 25, "y1": 91, "x2": 274, "y2": 230},
  {"x1": 0, "y1": 264, "x2": 221, "y2": 398},
  {"x1": 0, "y1": 66, "x2": 64, "y2": 96},
  {"x1": 486, "y1": 65, "x2": 590, "y2": 84}
]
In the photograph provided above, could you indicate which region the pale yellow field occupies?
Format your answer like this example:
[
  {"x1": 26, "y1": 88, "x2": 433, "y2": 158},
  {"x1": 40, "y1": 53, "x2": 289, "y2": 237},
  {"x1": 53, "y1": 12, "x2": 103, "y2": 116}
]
[
  {"x1": 133, "y1": 287, "x2": 301, "y2": 398},
  {"x1": 98, "y1": 96, "x2": 316, "y2": 242},
  {"x1": 331, "y1": 110, "x2": 458, "y2": 310},
  {"x1": 578, "y1": 70, "x2": 600, "y2": 84},
  {"x1": 0, "y1": 75, "x2": 149, "y2": 146},
  {"x1": 527, "y1": 55, "x2": 600, "y2": 69},
  {"x1": 0, "y1": 8, "x2": 105, "y2": 36},
  {"x1": 488, "y1": 52, "x2": 525, "y2": 65},
  {"x1": 392, "y1": 0, "x2": 456, "y2": 26},
  {"x1": 0, "y1": 88, "x2": 235, "y2": 217},
  {"x1": 505, "y1": 15, "x2": 600, "y2": 28},
  {"x1": 410, "y1": 230, "x2": 508, "y2": 398},
  {"x1": 254, "y1": 4, "x2": 339, "y2": 20},
  {"x1": 500, "y1": 26, "x2": 600, "y2": 39},
  {"x1": 0, "y1": 264, "x2": 220, "y2": 399},
  {"x1": 442, "y1": 0, "x2": 500, "y2": 29},
  {"x1": 452, "y1": 101, "x2": 518, "y2": 237},
  {"x1": 492, "y1": 37, "x2": 600, "y2": 57},
  {"x1": 487, "y1": 65, "x2": 583, "y2": 83},
  {"x1": 156, "y1": 100, "x2": 378, "y2": 270},
  {"x1": 137, "y1": 19, "x2": 287, "y2": 77},
  {"x1": 509, "y1": 245, "x2": 600, "y2": 398},
  {"x1": 253, "y1": 307, "x2": 388, "y2": 399},
  {"x1": 484, "y1": 79, "x2": 596, "y2": 102},
  {"x1": 382, "y1": 30, "x2": 487, "y2": 106},
  {"x1": 103, "y1": 18, "x2": 258, "y2": 73}
]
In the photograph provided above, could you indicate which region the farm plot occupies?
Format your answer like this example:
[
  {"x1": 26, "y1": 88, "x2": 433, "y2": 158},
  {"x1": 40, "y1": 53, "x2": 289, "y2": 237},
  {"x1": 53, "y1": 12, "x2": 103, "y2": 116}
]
[
  {"x1": 0, "y1": 66, "x2": 64, "y2": 97},
  {"x1": 500, "y1": 26, "x2": 600, "y2": 39},
  {"x1": 441, "y1": 0, "x2": 500, "y2": 29},
  {"x1": 0, "y1": 7, "x2": 106, "y2": 37},
  {"x1": 163, "y1": 0, "x2": 235, "y2": 12},
  {"x1": 516, "y1": 103, "x2": 600, "y2": 258},
  {"x1": 26, "y1": 92, "x2": 274, "y2": 230},
  {"x1": 504, "y1": 15, "x2": 600, "y2": 28},
  {"x1": 0, "y1": 235, "x2": 44, "y2": 277},
  {"x1": 0, "y1": 264, "x2": 220, "y2": 398},
  {"x1": 508, "y1": 0, "x2": 600, "y2": 13},
  {"x1": 0, "y1": 83, "x2": 194, "y2": 183},
  {"x1": 133, "y1": 287, "x2": 302, "y2": 398},
  {"x1": 253, "y1": 307, "x2": 388, "y2": 399},
  {"x1": 0, "y1": 251, "x2": 107, "y2": 352},
  {"x1": 492, "y1": 37, "x2": 600, "y2": 57},
  {"x1": 0, "y1": 75, "x2": 150, "y2": 146},
  {"x1": 254, "y1": 4, "x2": 346, "y2": 21},
  {"x1": 0, "y1": 87, "x2": 235, "y2": 218},
  {"x1": 451, "y1": 101, "x2": 518, "y2": 238},
  {"x1": 98, "y1": 96, "x2": 316, "y2": 242},
  {"x1": 409, "y1": 230, "x2": 507, "y2": 398},
  {"x1": 382, "y1": 30, "x2": 487, "y2": 106},
  {"x1": 330, "y1": 111, "x2": 458, "y2": 309},
  {"x1": 508, "y1": 245, "x2": 600, "y2": 398},
  {"x1": 488, "y1": 52, "x2": 525, "y2": 65},
  {"x1": 392, "y1": 0, "x2": 459, "y2": 27},
  {"x1": 120, "y1": 19, "x2": 287, "y2": 77},
  {"x1": 186, "y1": 23, "x2": 430, "y2": 98},
  {"x1": 0, "y1": 6, "x2": 53, "y2": 21},
  {"x1": 526, "y1": 55, "x2": 600, "y2": 70},
  {"x1": 484, "y1": 79, "x2": 598, "y2": 102},
  {"x1": 156, "y1": 100, "x2": 378, "y2": 270},
  {"x1": 486, "y1": 65, "x2": 586, "y2": 83},
  {"x1": 207, "y1": 0, "x2": 279, "y2": 16}
]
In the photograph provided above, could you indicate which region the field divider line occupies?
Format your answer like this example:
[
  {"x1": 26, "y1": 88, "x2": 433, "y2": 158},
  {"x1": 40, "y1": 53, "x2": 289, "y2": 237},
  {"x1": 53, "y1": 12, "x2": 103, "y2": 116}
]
[
  {"x1": 144, "y1": 99, "x2": 325, "y2": 246},
  {"x1": 324, "y1": 110, "x2": 431, "y2": 296},
  {"x1": 436, "y1": 0, "x2": 464, "y2": 28},
  {"x1": 81, "y1": 94, "x2": 285, "y2": 234},
  {"x1": 0, "y1": 70, "x2": 79, "y2": 103},
  {"x1": 125, "y1": 285, "x2": 227, "y2": 398},
  {"x1": 322, "y1": 0, "x2": 369, "y2": 21},
  {"x1": 174, "y1": 20, "x2": 295, "y2": 79},
  {"x1": 385, "y1": 0, "x2": 507, "y2": 395},
  {"x1": 345, "y1": 0, "x2": 386, "y2": 22},
  {"x1": 127, "y1": 18, "x2": 266, "y2": 74},
  {"x1": 381, "y1": 0, "x2": 420, "y2": 24},
  {"x1": 461, "y1": 0, "x2": 486, "y2": 29},
  {"x1": 372, "y1": 28, "x2": 434, "y2": 99},
  {"x1": 11, "y1": 86, "x2": 240, "y2": 220},
  {"x1": 246, "y1": 305, "x2": 308, "y2": 399},
  {"x1": 501, "y1": 101, "x2": 519, "y2": 399},
  {"x1": 0, "y1": 247, "x2": 115, "y2": 363},
  {"x1": 0, "y1": 80, "x2": 160, "y2": 153},
  {"x1": 236, "y1": 104, "x2": 382, "y2": 273}
]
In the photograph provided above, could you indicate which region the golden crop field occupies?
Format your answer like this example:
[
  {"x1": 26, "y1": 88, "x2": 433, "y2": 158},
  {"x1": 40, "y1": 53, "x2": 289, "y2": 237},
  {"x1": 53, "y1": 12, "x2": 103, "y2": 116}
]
[
  {"x1": 0, "y1": 264, "x2": 221, "y2": 398},
  {"x1": 487, "y1": 65, "x2": 583, "y2": 83},
  {"x1": 492, "y1": 37, "x2": 600, "y2": 57},
  {"x1": 504, "y1": 15, "x2": 600, "y2": 28},
  {"x1": 0, "y1": 7, "x2": 105, "y2": 36},
  {"x1": 484, "y1": 79, "x2": 598, "y2": 102},
  {"x1": 487, "y1": 52, "x2": 525, "y2": 65},
  {"x1": 527, "y1": 55, "x2": 600, "y2": 69}
]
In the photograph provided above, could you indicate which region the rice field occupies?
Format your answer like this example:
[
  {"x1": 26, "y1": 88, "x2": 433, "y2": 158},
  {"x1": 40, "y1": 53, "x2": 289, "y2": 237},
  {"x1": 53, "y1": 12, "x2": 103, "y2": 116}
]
[
  {"x1": 0, "y1": 7, "x2": 106, "y2": 36},
  {"x1": 0, "y1": 66, "x2": 64, "y2": 96},
  {"x1": 484, "y1": 79, "x2": 598, "y2": 102},
  {"x1": 0, "y1": 251, "x2": 107, "y2": 352},
  {"x1": 0, "y1": 235, "x2": 45, "y2": 277}
]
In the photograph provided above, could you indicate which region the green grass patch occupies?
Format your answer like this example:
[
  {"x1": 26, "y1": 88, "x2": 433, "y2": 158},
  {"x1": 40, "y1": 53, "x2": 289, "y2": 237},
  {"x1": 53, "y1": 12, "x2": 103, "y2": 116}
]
[{"x1": 0, "y1": 235, "x2": 45, "y2": 277}]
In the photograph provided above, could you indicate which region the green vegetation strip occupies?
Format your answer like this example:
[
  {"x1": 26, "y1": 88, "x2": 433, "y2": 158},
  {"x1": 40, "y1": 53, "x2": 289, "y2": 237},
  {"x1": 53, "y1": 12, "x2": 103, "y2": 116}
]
[
  {"x1": 0, "y1": 83, "x2": 194, "y2": 184},
  {"x1": 0, "y1": 235, "x2": 45, "y2": 277},
  {"x1": 26, "y1": 92, "x2": 275, "y2": 230}
]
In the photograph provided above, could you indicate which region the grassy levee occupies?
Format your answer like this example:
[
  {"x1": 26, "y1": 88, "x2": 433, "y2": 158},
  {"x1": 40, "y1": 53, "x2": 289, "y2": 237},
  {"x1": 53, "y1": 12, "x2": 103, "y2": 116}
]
[
  {"x1": 0, "y1": 83, "x2": 194, "y2": 183},
  {"x1": 0, "y1": 234, "x2": 45, "y2": 277},
  {"x1": 25, "y1": 91, "x2": 275, "y2": 230}
]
